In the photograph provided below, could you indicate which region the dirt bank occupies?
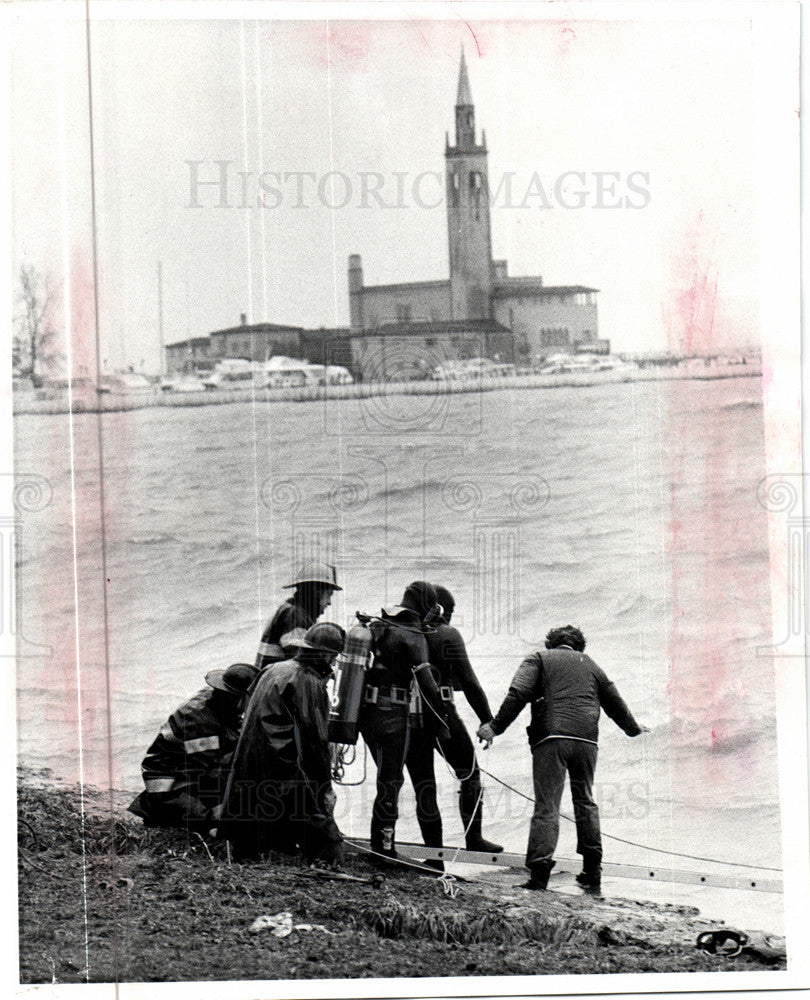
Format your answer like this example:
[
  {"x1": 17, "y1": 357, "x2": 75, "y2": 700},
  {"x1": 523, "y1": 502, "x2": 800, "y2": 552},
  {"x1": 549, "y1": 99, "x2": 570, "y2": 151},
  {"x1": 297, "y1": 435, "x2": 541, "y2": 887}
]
[{"x1": 17, "y1": 772, "x2": 782, "y2": 985}]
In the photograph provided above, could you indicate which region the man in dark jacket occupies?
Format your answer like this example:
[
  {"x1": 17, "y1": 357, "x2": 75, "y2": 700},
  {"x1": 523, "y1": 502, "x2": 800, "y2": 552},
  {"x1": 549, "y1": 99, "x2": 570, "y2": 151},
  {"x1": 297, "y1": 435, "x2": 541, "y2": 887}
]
[
  {"x1": 255, "y1": 561, "x2": 341, "y2": 670},
  {"x1": 129, "y1": 662, "x2": 258, "y2": 832},
  {"x1": 221, "y1": 622, "x2": 346, "y2": 864},
  {"x1": 359, "y1": 581, "x2": 449, "y2": 863},
  {"x1": 478, "y1": 625, "x2": 648, "y2": 891},
  {"x1": 427, "y1": 585, "x2": 502, "y2": 853}
]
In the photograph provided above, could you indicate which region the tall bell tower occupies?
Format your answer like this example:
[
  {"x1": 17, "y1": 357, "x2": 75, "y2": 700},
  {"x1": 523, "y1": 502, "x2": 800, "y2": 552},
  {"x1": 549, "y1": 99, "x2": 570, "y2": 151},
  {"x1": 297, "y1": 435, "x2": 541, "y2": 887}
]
[{"x1": 445, "y1": 49, "x2": 493, "y2": 320}]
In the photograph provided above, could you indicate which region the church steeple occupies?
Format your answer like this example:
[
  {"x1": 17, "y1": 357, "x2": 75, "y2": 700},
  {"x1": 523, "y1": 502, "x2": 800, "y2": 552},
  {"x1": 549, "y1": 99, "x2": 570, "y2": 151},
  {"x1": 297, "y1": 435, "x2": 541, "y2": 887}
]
[
  {"x1": 445, "y1": 48, "x2": 493, "y2": 320},
  {"x1": 454, "y1": 47, "x2": 479, "y2": 151},
  {"x1": 457, "y1": 46, "x2": 473, "y2": 106}
]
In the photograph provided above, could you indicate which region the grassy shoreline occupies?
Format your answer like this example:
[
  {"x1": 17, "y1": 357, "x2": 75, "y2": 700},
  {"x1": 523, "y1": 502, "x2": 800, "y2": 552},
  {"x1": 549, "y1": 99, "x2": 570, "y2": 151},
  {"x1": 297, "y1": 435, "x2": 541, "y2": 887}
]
[{"x1": 16, "y1": 773, "x2": 783, "y2": 985}]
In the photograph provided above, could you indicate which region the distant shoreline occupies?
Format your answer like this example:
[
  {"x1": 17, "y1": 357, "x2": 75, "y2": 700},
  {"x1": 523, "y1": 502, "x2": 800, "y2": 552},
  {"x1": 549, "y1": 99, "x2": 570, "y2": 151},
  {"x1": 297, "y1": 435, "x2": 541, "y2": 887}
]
[{"x1": 13, "y1": 364, "x2": 761, "y2": 416}]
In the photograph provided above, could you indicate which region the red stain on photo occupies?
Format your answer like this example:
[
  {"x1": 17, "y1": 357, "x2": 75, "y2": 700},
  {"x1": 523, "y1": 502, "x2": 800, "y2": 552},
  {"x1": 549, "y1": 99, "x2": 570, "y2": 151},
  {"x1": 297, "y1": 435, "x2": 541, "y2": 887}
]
[{"x1": 661, "y1": 213, "x2": 770, "y2": 789}]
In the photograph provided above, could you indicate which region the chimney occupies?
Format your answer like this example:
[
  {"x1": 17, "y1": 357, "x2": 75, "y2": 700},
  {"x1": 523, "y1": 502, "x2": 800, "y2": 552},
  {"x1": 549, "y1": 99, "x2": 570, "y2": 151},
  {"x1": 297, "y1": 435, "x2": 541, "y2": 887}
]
[
  {"x1": 240, "y1": 312, "x2": 247, "y2": 327},
  {"x1": 348, "y1": 255, "x2": 364, "y2": 330}
]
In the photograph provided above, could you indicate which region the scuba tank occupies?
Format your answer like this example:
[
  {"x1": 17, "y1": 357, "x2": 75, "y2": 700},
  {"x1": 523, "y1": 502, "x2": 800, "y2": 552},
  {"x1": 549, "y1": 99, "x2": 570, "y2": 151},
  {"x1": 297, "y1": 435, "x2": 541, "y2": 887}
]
[{"x1": 328, "y1": 618, "x2": 372, "y2": 745}]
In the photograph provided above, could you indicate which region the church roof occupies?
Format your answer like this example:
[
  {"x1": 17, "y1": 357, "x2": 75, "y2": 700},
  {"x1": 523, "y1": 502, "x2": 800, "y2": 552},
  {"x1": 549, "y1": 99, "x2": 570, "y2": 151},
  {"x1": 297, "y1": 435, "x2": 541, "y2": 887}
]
[
  {"x1": 354, "y1": 318, "x2": 510, "y2": 338},
  {"x1": 361, "y1": 279, "x2": 450, "y2": 293},
  {"x1": 209, "y1": 321, "x2": 304, "y2": 337},
  {"x1": 492, "y1": 283, "x2": 599, "y2": 299},
  {"x1": 457, "y1": 48, "x2": 473, "y2": 106}
]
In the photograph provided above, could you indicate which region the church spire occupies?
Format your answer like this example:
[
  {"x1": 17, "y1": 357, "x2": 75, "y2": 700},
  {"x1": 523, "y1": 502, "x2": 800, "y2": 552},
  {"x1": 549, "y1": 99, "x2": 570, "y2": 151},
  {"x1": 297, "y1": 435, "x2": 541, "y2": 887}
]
[
  {"x1": 453, "y1": 48, "x2": 479, "y2": 151},
  {"x1": 446, "y1": 45, "x2": 492, "y2": 320},
  {"x1": 457, "y1": 46, "x2": 473, "y2": 106}
]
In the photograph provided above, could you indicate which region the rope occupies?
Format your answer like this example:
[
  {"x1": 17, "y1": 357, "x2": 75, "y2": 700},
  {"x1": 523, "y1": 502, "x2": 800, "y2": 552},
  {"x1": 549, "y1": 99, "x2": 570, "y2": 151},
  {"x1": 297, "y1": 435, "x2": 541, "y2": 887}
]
[
  {"x1": 18, "y1": 818, "x2": 39, "y2": 850},
  {"x1": 434, "y1": 738, "x2": 477, "y2": 782},
  {"x1": 332, "y1": 743, "x2": 368, "y2": 786},
  {"x1": 450, "y1": 785, "x2": 482, "y2": 865},
  {"x1": 413, "y1": 679, "x2": 483, "y2": 865},
  {"x1": 338, "y1": 669, "x2": 782, "y2": 876},
  {"x1": 344, "y1": 836, "x2": 456, "y2": 879},
  {"x1": 478, "y1": 765, "x2": 783, "y2": 872},
  {"x1": 19, "y1": 848, "x2": 68, "y2": 880}
]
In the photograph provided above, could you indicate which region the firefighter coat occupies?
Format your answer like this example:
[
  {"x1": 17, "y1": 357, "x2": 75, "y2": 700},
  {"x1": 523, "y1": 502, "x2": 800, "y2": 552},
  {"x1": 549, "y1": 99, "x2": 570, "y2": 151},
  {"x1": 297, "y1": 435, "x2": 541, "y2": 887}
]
[{"x1": 129, "y1": 686, "x2": 239, "y2": 827}]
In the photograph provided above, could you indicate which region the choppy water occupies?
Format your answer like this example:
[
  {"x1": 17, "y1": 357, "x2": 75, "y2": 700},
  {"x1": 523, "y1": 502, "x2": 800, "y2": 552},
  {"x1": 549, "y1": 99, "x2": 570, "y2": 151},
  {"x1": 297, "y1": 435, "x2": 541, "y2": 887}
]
[{"x1": 14, "y1": 375, "x2": 782, "y2": 931}]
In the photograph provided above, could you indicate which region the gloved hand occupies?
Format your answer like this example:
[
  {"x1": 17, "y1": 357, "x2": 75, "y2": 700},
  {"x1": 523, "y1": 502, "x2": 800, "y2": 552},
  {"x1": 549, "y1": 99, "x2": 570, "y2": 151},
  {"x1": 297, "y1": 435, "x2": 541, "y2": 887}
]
[{"x1": 323, "y1": 787, "x2": 337, "y2": 816}]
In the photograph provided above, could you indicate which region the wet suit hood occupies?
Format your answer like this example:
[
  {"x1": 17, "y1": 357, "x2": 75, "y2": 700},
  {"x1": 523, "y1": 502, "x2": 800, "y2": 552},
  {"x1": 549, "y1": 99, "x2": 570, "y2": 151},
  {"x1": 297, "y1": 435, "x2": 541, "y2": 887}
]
[{"x1": 400, "y1": 581, "x2": 438, "y2": 620}]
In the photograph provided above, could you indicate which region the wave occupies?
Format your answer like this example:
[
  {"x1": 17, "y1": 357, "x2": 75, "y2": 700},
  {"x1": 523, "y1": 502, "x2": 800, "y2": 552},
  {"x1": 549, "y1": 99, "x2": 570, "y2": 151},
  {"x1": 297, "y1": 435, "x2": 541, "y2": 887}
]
[
  {"x1": 663, "y1": 714, "x2": 773, "y2": 754},
  {"x1": 127, "y1": 531, "x2": 177, "y2": 545},
  {"x1": 382, "y1": 481, "x2": 432, "y2": 503},
  {"x1": 719, "y1": 399, "x2": 762, "y2": 411},
  {"x1": 213, "y1": 539, "x2": 238, "y2": 552},
  {"x1": 180, "y1": 630, "x2": 249, "y2": 653},
  {"x1": 612, "y1": 591, "x2": 666, "y2": 620},
  {"x1": 194, "y1": 443, "x2": 229, "y2": 454},
  {"x1": 705, "y1": 727, "x2": 765, "y2": 755},
  {"x1": 175, "y1": 600, "x2": 240, "y2": 626}
]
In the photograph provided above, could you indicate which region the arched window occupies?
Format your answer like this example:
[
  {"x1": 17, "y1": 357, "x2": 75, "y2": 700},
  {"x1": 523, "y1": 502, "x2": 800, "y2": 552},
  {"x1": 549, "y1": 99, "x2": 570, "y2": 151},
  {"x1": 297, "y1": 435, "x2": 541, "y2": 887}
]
[{"x1": 470, "y1": 171, "x2": 482, "y2": 220}]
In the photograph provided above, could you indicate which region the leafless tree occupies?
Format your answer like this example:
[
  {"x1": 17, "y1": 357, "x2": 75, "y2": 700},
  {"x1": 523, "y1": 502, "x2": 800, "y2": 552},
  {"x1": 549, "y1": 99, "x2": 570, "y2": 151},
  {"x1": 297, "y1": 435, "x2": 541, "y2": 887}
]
[{"x1": 14, "y1": 264, "x2": 61, "y2": 387}]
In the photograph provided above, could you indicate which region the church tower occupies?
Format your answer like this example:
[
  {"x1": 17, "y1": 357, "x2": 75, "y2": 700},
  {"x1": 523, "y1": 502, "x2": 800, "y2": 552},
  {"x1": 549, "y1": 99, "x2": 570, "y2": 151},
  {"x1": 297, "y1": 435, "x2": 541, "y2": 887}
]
[{"x1": 445, "y1": 49, "x2": 493, "y2": 320}]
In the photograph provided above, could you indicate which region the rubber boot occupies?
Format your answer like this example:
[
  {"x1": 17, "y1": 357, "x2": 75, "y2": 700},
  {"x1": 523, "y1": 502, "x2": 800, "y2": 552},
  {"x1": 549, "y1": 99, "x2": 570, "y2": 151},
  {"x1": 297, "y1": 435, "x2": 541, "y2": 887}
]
[
  {"x1": 460, "y1": 780, "x2": 503, "y2": 854},
  {"x1": 416, "y1": 817, "x2": 444, "y2": 873},
  {"x1": 522, "y1": 859, "x2": 555, "y2": 891},
  {"x1": 576, "y1": 849, "x2": 602, "y2": 892}
]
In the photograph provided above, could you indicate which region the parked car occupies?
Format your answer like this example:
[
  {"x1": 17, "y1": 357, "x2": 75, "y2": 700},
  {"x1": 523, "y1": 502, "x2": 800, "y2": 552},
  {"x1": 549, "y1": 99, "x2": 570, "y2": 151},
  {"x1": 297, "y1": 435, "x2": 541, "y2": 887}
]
[
  {"x1": 266, "y1": 368, "x2": 310, "y2": 388},
  {"x1": 202, "y1": 358, "x2": 257, "y2": 390},
  {"x1": 97, "y1": 373, "x2": 154, "y2": 395},
  {"x1": 323, "y1": 365, "x2": 354, "y2": 385},
  {"x1": 432, "y1": 358, "x2": 514, "y2": 381},
  {"x1": 160, "y1": 376, "x2": 207, "y2": 393}
]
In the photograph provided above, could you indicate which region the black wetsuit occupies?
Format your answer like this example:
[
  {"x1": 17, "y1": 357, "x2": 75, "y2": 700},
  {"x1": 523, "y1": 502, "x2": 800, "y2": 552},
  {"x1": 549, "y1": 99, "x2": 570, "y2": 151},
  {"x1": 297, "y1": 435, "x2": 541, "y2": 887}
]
[
  {"x1": 358, "y1": 583, "x2": 446, "y2": 858},
  {"x1": 426, "y1": 619, "x2": 495, "y2": 846}
]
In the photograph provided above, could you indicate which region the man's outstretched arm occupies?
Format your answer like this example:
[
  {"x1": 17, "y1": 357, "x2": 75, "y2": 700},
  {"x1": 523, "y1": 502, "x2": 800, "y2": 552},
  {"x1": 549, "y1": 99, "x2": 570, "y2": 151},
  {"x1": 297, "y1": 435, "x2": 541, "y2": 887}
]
[
  {"x1": 594, "y1": 666, "x2": 646, "y2": 736},
  {"x1": 477, "y1": 653, "x2": 541, "y2": 747}
]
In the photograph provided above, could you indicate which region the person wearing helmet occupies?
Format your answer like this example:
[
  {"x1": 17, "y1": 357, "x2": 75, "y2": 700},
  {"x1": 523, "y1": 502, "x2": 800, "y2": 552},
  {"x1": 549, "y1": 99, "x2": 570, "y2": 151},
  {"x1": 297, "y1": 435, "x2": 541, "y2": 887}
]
[
  {"x1": 359, "y1": 581, "x2": 450, "y2": 866},
  {"x1": 221, "y1": 622, "x2": 346, "y2": 864},
  {"x1": 427, "y1": 585, "x2": 503, "y2": 854},
  {"x1": 255, "y1": 561, "x2": 342, "y2": 670},
  {"x1": 128, "y1": 662, "x2": 258, "y2": 833}
]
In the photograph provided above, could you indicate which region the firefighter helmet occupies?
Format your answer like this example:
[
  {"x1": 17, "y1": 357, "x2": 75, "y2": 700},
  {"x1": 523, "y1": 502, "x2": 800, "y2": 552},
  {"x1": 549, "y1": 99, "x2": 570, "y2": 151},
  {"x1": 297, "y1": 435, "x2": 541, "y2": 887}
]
[
  {"x1": 299, "y1": 622, "x2": 346, "y2": 655},
  {"x1": 282, "y1": 561, "x2": 342, "y2": 591},
  {"x1": 206, "y1": 662, "x2": 258, "y2": 696}
]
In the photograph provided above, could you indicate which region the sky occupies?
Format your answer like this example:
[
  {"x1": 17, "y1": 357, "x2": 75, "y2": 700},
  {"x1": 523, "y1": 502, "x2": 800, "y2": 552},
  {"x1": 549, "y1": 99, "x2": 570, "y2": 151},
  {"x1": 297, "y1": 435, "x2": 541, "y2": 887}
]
[{"x1": 9, "y1": 7, "x2": 786, "y2": 373}]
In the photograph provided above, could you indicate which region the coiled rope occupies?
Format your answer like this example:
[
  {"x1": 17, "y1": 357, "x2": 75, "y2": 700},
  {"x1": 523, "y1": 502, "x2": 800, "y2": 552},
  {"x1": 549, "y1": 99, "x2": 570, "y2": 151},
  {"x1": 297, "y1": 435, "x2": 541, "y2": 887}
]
[{"x1": 331, "y1": 742, "x2": 368, "y2": 786}]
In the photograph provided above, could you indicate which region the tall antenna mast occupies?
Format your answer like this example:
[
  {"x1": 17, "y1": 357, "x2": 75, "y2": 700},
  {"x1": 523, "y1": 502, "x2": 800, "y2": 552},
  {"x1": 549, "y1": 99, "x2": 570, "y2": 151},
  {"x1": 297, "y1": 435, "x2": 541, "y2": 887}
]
[{"x1": 158, "y1": 260, "x2": 165, "y2": 377}]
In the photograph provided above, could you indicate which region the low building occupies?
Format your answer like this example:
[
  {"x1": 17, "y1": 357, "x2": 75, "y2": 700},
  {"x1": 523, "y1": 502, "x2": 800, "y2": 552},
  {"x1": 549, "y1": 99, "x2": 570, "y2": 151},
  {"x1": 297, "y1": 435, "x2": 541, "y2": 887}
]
[
  {"x1": 490, "y1": 272, "x2": 601, "y2": 361},
  {"x1": 164, "y1": 336, "x2": 215, "y2": 374},
  {"x1": 165, "y1": 315, "x2": 304, "y2": 374},
  {"x1": 350, "y1": 318, "x2": 513, "y2": 382},
  {"x1": 299, "y1": 327, "x2": 354, "y2": 371},
  {"x1": 209, "y1": 319, "x2": 303, "y2": 364}
]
